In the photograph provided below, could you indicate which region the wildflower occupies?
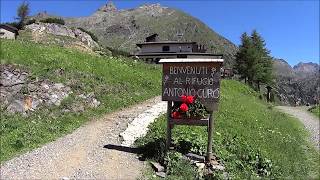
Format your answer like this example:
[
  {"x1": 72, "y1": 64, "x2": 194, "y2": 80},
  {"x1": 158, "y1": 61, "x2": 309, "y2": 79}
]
[
  {"x1": 171, "y1": 111, "x2": 181, "y2": 119},
  {"x1": 186, "y1": 96, "x2": 194, "y2": 104},
  {"x1": 179, "y1": 103, "x2": 188, "y2": 112},
  {"x1": 181, "y1": 95, "x2": 187, "y2": 103}
]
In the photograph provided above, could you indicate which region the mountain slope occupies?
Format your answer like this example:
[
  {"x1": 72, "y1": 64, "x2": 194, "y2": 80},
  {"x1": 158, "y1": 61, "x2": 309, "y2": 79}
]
[
  {"x1": 63, "y1": 3, "x2": 237, "y2": 66},
  {"x1": 273, "y1": 59, "x2": 319, "y2": 105}
]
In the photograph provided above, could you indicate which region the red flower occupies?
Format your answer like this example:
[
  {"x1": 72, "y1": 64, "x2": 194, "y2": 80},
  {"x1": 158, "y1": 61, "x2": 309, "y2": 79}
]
[
  {"x1": 179, "y1": 103, "x2": 189, "y2": 112},
  {"x1": 186, "y1": 96, "x2": 194, "y2": 104},
  {"x1": 171, "y1": 111, "x2": 181, "y2": 119},
  {"x1": 181, "y1": 95, "x2": 187, "y2": 103}
]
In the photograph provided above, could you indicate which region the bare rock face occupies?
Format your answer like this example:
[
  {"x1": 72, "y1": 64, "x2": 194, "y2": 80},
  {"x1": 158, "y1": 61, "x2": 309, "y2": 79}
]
[
  {"x1": 0, "y1": 65, "x2": 28, "y2": 110},
  {"x1": 293, "y1": 62, "x2": 319, "y2": 77},
  {"x1": 25, "y1": 23, "x2": 100, "y2": 50},
  {"x1": 0, "y1": 65, "x2": 72, "y2": 114},
  {"x1": 1, "y1": 64, "x2": 102, "y2": 115},
  {"x1": 98, "y1": 1, "x2": 117, "y2": 12}
]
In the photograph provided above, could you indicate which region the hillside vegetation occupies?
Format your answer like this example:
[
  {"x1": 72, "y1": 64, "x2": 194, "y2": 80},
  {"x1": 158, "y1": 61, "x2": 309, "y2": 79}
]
[
  {"x1": 1, "y1": 39, "x2": 318, "y2": 179},
  {"x1": 309, "y1": 105, "x2": 320, "y2": 119},
  {"x1": 0, "y1": 39, "x2": 161, "y2": 162},
  {"x1": 31, "y1": 3, "x2": 237, "y2": 66},
  {"x1": 136, "y1": 80, "x2": 319, "y2": 179}
]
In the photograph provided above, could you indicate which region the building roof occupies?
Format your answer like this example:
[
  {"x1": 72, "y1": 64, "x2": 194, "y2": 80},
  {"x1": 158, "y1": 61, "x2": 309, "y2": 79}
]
[
  {"x1": 146, "y1": 33, "x2": 158, "y2": 39},
  {"x1": 0, "y1": 24, "x2": 19, "y2": 33},
  {"x1": 159, "y1": 58, "x2": 224, "y2": 63},
  {"x1": 136, "y1": 41, "x2": 197, "y2": 48},
  {"x1": 135, "y1": 52, "x2": 223, "y2": 56}
]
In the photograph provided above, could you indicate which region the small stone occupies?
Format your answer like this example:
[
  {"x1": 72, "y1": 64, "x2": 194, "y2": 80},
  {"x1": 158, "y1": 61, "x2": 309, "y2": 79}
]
[
  {"x1": 185, "y1": 153, "x2": 205, "y2": 162},
  {"x1": 223, "y1": 172, "x2": 229, "y2": 179},
  {"x1": 78, "y1": 94, "x2": 86, "y2": 99},
  {"x1": 42, "y1": 84, "x2": 50, "y2": 90},
  {"x1": 89, "y1": 98, "x2": 100, "y2": 108},
  {"x1": 195, "y1": 162, "x2": 205, "y2": 170},
  {"x1": 54, "y1": 83, "x2": 65, "y2": 89},
  {"x1": 28, "y1": 83, "x2": 38, "y2": 92},
  {"x1": 211, "y1": 160, "x2": 219, "y2": 165},
  {"x1": 211, "y1": 164, "x2": 225, "y2": 171},
  {"x1": 155, "y1": 172, "x2": 166, "y2": 178},
  {"x1": 7, "y1": 100, "x2": 25, "y2": 113},
  {"x1": 150, "y1": 162, "x2": 164, "y2": 172},
  {"x1": 71, "y1": 104, "x2": 85, "y2": 112}
]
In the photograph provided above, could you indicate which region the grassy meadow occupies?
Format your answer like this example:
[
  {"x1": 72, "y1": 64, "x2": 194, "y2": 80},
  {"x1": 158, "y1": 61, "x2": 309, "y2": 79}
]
[
  {"x1": 0, "y1": 39, "x2": 161, "y2": 162},
  {"x1": 136, "y1": 80, "x2": 319, "y2": 179},
  {"x1": 0, "y1": 39, "x2": 318, "y2": 179},
  {"x1": 309, "y1": 105, "x2": 320, "y2": 119}
]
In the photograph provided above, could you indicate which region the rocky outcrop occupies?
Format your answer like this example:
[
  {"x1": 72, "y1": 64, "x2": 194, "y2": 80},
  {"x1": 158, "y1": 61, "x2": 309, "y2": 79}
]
[
  {"x1": 0, "y1": 64, "x2": 100, "y2": 115},
  {"x1": 98, "y1": 1, "x2": 117, "y2": 12},
  {"x1": 293, "y1": 62, "x2": 319, "y2": 77},
  {"x1": 25, "y1": 23, "x2": 100, "y2": 50}
]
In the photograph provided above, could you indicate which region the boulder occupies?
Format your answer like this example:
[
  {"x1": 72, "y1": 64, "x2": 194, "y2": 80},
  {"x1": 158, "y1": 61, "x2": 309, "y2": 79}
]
[
  {"x1": 150, "y1": 162, "x2": 164, "y2": 172},
  {"x1": 6, "y1": 100, "x2": 25, "y2": 113}
]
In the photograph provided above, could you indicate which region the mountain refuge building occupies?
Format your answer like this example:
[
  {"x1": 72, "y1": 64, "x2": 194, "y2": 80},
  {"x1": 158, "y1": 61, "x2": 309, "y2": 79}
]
[
  {"x1": 135, "y1": 34, "x2": 222, "y2": 63},
  {"x1": 0, "y1": 24, "x2": 18, "y2": 40}
]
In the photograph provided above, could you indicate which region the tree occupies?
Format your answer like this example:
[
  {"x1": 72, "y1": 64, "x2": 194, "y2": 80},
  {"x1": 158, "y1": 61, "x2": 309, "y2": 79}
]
[
  {"x1": 16, "y1": 1, "x2": 30, "y2": 29},
  {"x1": 250, "y1": 30, "x2": 274, "y2": 89},
  {"x1": 234, "y1": 30, "x2": 274, "y2": 91},
  {"x1": 234, "y1": 32, "x2": 251, "y2": 83}
]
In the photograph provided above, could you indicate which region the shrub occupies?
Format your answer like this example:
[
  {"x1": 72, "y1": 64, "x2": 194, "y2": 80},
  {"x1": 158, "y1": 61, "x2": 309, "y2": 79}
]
[
  {"x1": 40, "y1": 18, "x2": 65, "y2": 25},
  {"x1": 25, "y1": 19, "x2": 36, "y2": 25},
  {"x1": 105, "y1": 46, "x2": 131, "y2": 57},
  {"x1": 77, "y1": 27, "x2": 98, "y2": 42}
]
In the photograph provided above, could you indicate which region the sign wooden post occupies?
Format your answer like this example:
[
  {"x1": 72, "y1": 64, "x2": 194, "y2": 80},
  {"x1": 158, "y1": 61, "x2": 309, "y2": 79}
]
[{"x1": 159, "y1": 58, "x2": 223, "y2": 163}]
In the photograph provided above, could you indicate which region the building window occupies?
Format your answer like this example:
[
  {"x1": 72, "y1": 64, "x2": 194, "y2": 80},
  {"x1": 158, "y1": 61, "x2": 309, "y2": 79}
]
[
  {"x1": 177, "y1": 54, "x2": 187, "y2": 58},
  {"x1": 162, "y1": 46, "x2": 170, "y2": 52},
  {"x1": 0, "y1": 32, "x2": 4, "y2": 36}
]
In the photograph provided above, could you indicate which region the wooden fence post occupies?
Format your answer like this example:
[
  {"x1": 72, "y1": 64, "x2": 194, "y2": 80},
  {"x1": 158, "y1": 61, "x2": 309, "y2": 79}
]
[
  {"x1": 206, "y1": 112, "x2": 214, "y2": 162},
  {"x1": 166, "y1": 101, "x2": 172, "y2": 150}
]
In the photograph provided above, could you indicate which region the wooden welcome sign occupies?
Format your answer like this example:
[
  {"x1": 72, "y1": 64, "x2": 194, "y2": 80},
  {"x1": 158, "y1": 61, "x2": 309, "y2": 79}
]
[
  {"x1": 161, "y1": 60, "x2": 222, "y2": 111},
  {"x1": 159, "y1": 58, "x2": 223, "y2": 163}
]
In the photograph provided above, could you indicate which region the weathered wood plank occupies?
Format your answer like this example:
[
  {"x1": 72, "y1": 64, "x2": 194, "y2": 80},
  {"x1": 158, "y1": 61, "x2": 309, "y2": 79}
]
[
  {"x1": 162, "y1": 62, "x2": 223, "y2": 111},
  {"x1": 169, "y1": 118, "x2": 209, "y2": 126}
]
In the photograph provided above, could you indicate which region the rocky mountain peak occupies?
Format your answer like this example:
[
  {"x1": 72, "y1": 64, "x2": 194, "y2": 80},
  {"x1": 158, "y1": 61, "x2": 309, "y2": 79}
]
[
  {"x1": 293, "y1": 62, "x2": 319, "y2": 74},
  {"x1": 275, "y1": 58, "x2": 290, "y2": 65},
  {"x1": 139, "y1": 3, "x2": 163, "y2": 9},
  {"x1": 35, "y1": 11, "x2": 49, "y2": 19},
  {"x1": 98, "y1": 1, "x2": 117, "y2": 12}
]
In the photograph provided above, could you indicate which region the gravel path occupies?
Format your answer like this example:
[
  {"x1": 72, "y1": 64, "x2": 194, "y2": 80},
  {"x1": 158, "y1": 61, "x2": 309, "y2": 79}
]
[
  {"x1": 0, "y1": 96, "x2": 166, "y2": 179},
  {"x1": 276, "y1": 106, "x2": 319, "y2": 150}
]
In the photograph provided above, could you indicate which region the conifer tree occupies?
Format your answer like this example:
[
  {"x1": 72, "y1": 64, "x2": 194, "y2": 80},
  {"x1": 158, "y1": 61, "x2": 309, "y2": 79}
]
[
  {"x1": 16, "y1": 1, "x2": 30, "y2": 29},
  {"x1": 234, "y1": 30, "x2": 274, "y2": 90},
  {"x1": 234, "y1": 32, "x2": 251, "y2": 83},
  {"x1": 250, "y1": 30, "x2": 273, "y2": 89}
]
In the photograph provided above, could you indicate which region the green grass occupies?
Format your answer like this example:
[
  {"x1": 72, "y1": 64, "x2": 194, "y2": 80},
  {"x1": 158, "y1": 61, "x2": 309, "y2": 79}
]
[
  {"x1": 136, "y1": 80, "x2": 319, "y2": 179},
  {"x1": 309, "y1": 105, "x2": 320, "y2": 119},
  {"x1": 0, "y1": 39, "x2": 161, "y2": 162}
]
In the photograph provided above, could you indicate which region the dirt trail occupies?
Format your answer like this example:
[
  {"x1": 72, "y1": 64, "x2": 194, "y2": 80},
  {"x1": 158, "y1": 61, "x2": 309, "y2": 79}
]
[
  {"x1": 0, "y1": 96, "x2": 165, "y2": 179},
  {"x1": 276, "y1": 106, "x2": 319, "y2": 150}
]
